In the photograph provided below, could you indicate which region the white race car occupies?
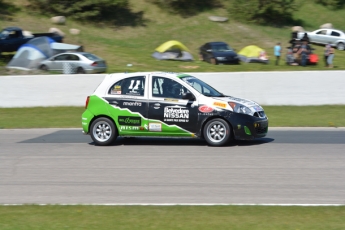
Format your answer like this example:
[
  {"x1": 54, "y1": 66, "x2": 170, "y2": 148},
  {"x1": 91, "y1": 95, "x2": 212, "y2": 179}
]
[{"x1": 82, "y1": 72, "x2": 268, "y2": 146}]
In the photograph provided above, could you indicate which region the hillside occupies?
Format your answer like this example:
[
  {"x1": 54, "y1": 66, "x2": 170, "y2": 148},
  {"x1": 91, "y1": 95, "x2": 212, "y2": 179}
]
[{"x1": 1, "y1": 0, "x2": 345, "y2": 73}]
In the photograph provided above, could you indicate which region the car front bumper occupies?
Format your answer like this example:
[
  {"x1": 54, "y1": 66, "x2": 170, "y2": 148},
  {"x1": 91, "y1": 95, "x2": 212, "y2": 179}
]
[{"x1": 227, "y1": 113, "x2": 268, "y2": 140}]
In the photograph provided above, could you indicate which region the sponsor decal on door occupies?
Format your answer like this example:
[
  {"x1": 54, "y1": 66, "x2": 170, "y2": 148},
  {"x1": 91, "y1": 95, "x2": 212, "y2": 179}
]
[
  {"x1": 118, "y1": 116, "x2": 141, "y2": 126},
  {"x1": 163, "y1": 106, "x2": 189, "y2": 123},
  {"x1": 149, "y1": 123, "x2": 162, "y2": 132}
]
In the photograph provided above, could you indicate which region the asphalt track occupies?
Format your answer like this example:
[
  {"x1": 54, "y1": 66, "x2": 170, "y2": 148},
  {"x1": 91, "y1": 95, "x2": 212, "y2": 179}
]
[{"x1": 0, "y1": 128, "x2": 345, "y2": 205}]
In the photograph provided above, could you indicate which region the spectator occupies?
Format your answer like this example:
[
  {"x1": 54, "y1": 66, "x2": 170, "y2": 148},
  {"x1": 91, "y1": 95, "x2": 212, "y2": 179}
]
[
  {"x1": 324, "y1": 43, "x2": 331, "y2": 67},
  {"x1": 298, "y1": 40, "x2": 308, "y2": 67},
  {"x1": 274, "y1": 42, "x2": 281, "y2": 65},
  {"x1": 286, "y1": 47, "x2": 298, "y2": 65},
  {"x1": 327, "y1": 46, "x2": 335, "y2": 68}
]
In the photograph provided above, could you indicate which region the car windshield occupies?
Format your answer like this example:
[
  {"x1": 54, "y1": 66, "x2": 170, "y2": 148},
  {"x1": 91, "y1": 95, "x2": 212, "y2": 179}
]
[
  {"x1": 82, "y1": 53, "x2": 101, "y2": 61},
  {"x1": 212, "y1": 44, "x2": 233, "y2": 52},
  {"x1": 0, "y1": 30, "x2": 9, "y2": 39},
  {"x1": 180, "y1": 76, "x2": 224, "y2": 97}
]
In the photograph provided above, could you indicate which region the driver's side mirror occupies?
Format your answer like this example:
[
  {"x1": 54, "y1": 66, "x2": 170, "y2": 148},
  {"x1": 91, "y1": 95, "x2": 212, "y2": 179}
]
[{"x1": 182, "y1": 92, "x2": 195, "y2": 101}]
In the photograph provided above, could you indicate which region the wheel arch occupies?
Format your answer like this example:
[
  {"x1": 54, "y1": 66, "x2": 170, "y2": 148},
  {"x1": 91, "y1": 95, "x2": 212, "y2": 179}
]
[
  {"x1": 89, "y1": 114, "x2": 119, "y2": 135},
  {"x1": 199, "y1": 115, "x2": 233, "y2": 139}
]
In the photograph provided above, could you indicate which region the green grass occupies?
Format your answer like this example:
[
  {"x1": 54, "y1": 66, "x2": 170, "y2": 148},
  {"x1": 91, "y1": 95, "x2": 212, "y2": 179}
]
[
  {"x1": 1, "y1": 0, "x2": 345, "y2": 74},
  {"x1": 0, "y1": 205, "x2": 345, "y2": 230},
  {"x1": 0, "y1": 105, "x2": 344, "y2": 128}
]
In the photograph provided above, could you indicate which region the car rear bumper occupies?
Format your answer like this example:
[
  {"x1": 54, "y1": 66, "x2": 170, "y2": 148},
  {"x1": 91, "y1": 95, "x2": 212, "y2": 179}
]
[{"x1": 85, "y1": 67, "x2": 107, "y2": 74}]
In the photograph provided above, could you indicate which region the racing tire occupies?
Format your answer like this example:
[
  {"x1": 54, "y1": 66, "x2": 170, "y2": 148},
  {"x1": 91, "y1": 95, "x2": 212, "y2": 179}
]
[
  {"x1": 336, "y1": 42, "x2": 345, "y2": 51},
  {"x1": 40, "y1": 65, "x2": 49, "y2": 71},
  {"x1": 199, "y1": 54, "x2": 204, "y2": 61},
  {"x1": 76, "y1": 67, "x2": 86, "y2": 74},
  {"x1": 90, "y1": 117, "x2": 117, "y2": 146},
  {"x1": 203, "y1": 118, "x2": 231, "y2": 146},
  {"x1": 210, "y1": 57, "x2": 218, "y2": 65}
]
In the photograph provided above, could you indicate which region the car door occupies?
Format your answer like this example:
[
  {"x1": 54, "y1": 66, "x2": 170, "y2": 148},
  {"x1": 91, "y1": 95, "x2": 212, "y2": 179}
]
[
  {"x1": 147, "y1": 75, "x2": 198, "y2": 136},
  {"x1": 329, "y1": 30, "x2": 341, "y2": 44},
  {"x1": 51, "y1": 54, "x2": 69, "y2": 71},
  {"x1": 105, "y1": 75, "x2": 148, "y2": 135},
  {"x1": 200, "y1": 43, "x2": 210, "y2": 61},
  {"x1": 314, "y1": 29, "x2": 329, "y2": 44}
]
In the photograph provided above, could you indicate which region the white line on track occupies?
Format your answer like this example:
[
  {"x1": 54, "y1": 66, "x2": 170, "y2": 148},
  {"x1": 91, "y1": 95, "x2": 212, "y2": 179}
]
[{"x1": 1, "y1": 203, "x2": 344, "y2": 206}]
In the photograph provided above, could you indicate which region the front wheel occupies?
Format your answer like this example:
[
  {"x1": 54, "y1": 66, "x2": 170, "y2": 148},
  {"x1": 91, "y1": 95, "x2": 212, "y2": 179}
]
[
  {"x1": 40, "y1": 65, "x2": 49, "y2": 71},
  {"x1": 203, "y1": 118, "x2": 231, "y2": 146},
  {"x1": 336, "y1": 42, "x2": 345, "y2": 51},
  {"x1": 90, "y1": 117, "x2": 117, "y2": 146}
]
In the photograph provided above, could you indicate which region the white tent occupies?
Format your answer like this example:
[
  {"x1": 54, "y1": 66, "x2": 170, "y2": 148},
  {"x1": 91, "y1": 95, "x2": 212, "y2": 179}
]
[{"x1": 7, "y1": 36, "x2": 83, "y2": 70}]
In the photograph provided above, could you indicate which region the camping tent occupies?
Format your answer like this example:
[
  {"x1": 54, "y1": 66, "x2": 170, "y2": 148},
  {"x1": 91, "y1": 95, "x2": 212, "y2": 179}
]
[
  {"x1": 238, "y1": 45, "x2": 269, "y2": 64},
  {"x1": 152, "y1": 40, "x2": 193, "y2": 61},
  {"x1": 7, "y1": 36, "x2": 83, "y2": 70}
]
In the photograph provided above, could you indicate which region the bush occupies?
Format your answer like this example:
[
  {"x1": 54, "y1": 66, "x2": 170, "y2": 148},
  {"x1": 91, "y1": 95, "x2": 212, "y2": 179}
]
[
  {"x1": 314, "y1": 0, "x2": 345, "y2": 9},
  {"x1": 27, "y1": 0, "x2": 145, "y2": 26},
  {"x1": 228, "y1": 0, "x2": 299, "y2": 26},
  {"x1": 0, "y1": 0, "x2": 20, "y2": 20},
  {"x1": 147, "y1": 0, "x2": 222, "y2": 17}
]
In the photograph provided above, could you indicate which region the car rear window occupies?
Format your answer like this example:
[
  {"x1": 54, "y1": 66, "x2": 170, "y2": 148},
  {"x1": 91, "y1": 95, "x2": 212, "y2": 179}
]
[{"x1": 82, "y1": 53, "x2": 100, "y2": 60}]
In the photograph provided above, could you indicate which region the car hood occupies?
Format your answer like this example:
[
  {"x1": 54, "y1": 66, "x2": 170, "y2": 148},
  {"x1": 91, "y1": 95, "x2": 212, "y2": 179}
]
[
  {"x1": 214, "y1": 96, "x2": 264, "y2": 113},
  {"x1": 212, "y1": 51, "x2": 237, "y2": 57}
]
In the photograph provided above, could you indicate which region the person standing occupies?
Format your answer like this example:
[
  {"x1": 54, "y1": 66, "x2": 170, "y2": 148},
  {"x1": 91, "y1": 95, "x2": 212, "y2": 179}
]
[
  {"x1": 327, "y1": 46, "x2": 335, "y2": 68},
  {"x1": 299, "y1": 40, "x2": 308, "y2": 67},
  {"x1": 274, "y1": 42, "x2": 281, "y2": 65},
  {"x1": 324, "y1": 43, "x2": 331, "y2": 67}
]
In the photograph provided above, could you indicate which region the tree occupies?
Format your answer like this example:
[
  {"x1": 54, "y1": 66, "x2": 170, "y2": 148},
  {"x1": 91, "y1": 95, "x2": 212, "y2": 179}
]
[{"x1": 228, "y1": 0, "x2": 299, "y2": 26}]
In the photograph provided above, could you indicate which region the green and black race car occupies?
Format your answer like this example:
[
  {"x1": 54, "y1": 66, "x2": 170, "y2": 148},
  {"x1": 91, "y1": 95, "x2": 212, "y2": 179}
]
[{"x1": 82, "y1": 72, "x2": 268, "y2": 146}]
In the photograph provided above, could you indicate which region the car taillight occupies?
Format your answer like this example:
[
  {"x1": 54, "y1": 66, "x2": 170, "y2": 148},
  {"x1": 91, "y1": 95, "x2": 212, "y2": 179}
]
[
  {"x1": 91, "y1": 62, "x2": 98, "y2": 66},
  {"x1": 85, "y1": 96, "x2": 90, "y2": 109}
]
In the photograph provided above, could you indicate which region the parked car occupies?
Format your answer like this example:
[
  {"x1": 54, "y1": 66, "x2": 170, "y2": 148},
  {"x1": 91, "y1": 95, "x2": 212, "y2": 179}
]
[
  {"x1": 39, "y1": 52, "x2": 107, "y2": 74},
  {"x1": 297, "y1": 29, "x2": 345, "y2": 50},
  {"x1": 199, "y1": 42, "x2": 240, "y2": 65},
  {"x1": 0, "y1": 27, "x2": 63, "y2": 54},
  {"x1": 81, "y1": 72, "x2": 268, "y2": 146}
]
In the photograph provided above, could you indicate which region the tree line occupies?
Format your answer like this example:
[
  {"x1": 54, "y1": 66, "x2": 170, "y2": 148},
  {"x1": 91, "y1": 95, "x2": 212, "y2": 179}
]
[{"x1": 1, "y1": 0, "x2": 344, "y2": 26}]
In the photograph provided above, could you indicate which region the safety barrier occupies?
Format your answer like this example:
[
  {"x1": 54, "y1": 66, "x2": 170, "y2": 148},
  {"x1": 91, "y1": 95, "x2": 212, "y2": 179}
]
[{"x1": 0, "y1": 71, "x2": 344, "y2": 107}]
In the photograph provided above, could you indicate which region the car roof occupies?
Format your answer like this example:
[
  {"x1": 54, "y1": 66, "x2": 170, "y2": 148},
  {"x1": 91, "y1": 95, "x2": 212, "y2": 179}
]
[
  {"x1": 207, "y1": 42, "x2": 229, "y2": 46},
  {"x1": 56, "y1": 52, "x2": 91, "y2": 55}
]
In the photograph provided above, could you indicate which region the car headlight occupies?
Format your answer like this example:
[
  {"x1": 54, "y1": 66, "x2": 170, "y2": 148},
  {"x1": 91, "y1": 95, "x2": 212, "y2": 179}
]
[
  {"x1": 228, "y1": 102, "x2": 253, "y2": 116},
  {"x1": 215, "y1": 57, "x2": 226, "y2": 60}
]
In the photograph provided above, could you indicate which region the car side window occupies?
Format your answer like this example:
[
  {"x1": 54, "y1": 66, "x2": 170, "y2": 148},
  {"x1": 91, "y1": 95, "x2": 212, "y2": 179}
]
[
  {"x1": 188, "y1": 80, "x2": 211, "y2": 95},
  {"x1": 68, "y1": 55, "x2": 80, "y2": 61},
  {"x1": 331, "y1": 31, "x2": 340, "y2": 37},
  {"x1": 152, "y1": 76, "x2": 190, "y2": 99},
  {"x1": 109, "y1": 76, "x2": 145, "y2": 96},
  {"x1": 316, "y1": 30, "x2": 327, "y2": 35},
  {"x1": 54, "y1": 54, "x2": 69, "y2": 61}
]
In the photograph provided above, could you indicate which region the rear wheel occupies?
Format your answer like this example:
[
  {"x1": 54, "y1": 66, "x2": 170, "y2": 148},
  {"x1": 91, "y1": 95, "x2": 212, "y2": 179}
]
[
  {"x1": 203, "y1": 118, "x2": 231, "y2": 146},
  {"x1": 90, "y1": 117, "x2": 117, "y2": 146},
  {"x1": 336, "y1": 42, "x2": 345, "y2": 51},
  {"x1": 210, "y1": 57, "x2": 217, "y2": 65},
  {"x1": 76, "y1": 67, "x2": 85, "y2": 74},
  {"x1": 40, "y1": 65, "x2": 48, "y2": 71}
]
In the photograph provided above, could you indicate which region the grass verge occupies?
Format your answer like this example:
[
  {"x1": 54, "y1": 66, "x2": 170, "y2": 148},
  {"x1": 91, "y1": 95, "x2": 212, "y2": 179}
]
[
  {"x1": 1, "y1": 1, "x2": 345, "y2": 74},
  {"x1": 1, "y1": 205, "x2": 345, "y2": 230},
  {"x1": 0, "y1": 105, "x2": 344, "y2": 129}
]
